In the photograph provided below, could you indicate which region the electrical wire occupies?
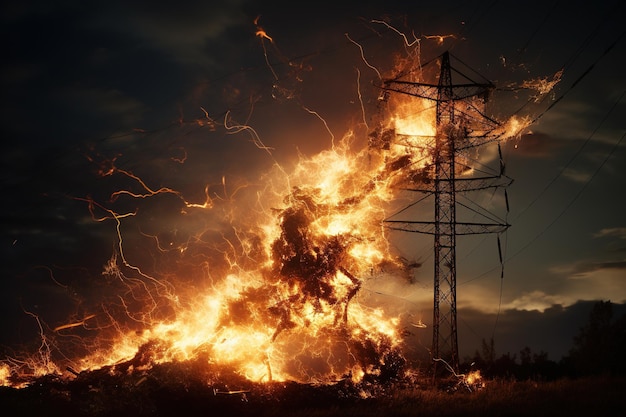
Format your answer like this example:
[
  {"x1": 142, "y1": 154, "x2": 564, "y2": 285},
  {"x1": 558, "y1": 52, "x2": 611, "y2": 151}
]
[
  {"x1": 455, "y1": 2, "x2": 624, "y2": 351},
  {"x1": 525, "y1": 30, "x2": 625, "y2": 127},
  {"x1": 507, "y1": 127, "x2": 626, "y2": 264},
  {"x1": 461, "y1": 89, "x2": 626, "y2": 286},
  {"x1": 513, "y1": 89, "x2": 626, "y2": 223}
]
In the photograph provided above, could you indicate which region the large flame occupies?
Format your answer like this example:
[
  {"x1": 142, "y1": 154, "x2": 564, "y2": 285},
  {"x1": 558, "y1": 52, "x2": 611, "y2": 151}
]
[
  {"x1": 1, "y1": 112, "x2": 431, "y2": 388},
  {"x1": 1, "y1": 23, "x2": 546, "y2": 389}
]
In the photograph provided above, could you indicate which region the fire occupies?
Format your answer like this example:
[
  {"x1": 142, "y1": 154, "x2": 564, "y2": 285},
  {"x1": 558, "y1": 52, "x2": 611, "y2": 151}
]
[
  {"x1": 464, "y1": 369, "x2": 482, "y2": 386},
  {"x1": 0, "y1": 20, "x2": 553, "y2": 390},
  {"x1": 254, "y1": 15, "x2": 274, "y2": 43},
  {"x1": 1, "y1": 118, "x2": 417, "y2": 387},
  {"x1": 497, "y1": 115, "x2": 533, "y2": 142},
  {"x1": 521, "y1": 69, "x2": 563, "y2": 102}
]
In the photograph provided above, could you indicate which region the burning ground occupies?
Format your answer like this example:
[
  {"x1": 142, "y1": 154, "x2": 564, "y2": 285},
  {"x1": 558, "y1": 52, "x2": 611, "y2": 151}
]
[
  {"x1": 1, "y1": 131, "x2": 419, "y2": 387},
  {"x1": 2, "y1": 358, "x2": 625, "y2": 416},
  {"x1": 1, "y1": 85, "x2": 448, "y2": 382},
  {"x1": 0, "y1": 9, "x2": 560, "y2": 409}
]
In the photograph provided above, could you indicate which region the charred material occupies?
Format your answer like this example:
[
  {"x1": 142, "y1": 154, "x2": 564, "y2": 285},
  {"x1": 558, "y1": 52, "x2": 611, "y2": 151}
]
[
  {"x1": 270, "y1": 189, "x2": 360, "y2": 322},
  {"x1": 0, "y1": 355, "x2": 416, "y2": 417}
]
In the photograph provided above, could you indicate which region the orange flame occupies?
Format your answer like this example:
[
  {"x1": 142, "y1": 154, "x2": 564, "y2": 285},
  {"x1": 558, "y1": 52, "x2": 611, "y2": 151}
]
[{"x1": 0, "y1": 22, "x2": 547, "y2": 389}]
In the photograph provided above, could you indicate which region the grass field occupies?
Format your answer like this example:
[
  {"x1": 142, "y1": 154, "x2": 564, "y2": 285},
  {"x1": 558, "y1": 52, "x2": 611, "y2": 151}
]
[{"x1": 2, "y1": 370, "x2": 625, "y2": 417}]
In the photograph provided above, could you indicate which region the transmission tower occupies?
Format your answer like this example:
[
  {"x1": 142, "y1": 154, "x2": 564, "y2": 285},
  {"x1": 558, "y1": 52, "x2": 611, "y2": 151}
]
[{"x1": 375, "y1": 51, "x2": 512, "y2": 375}]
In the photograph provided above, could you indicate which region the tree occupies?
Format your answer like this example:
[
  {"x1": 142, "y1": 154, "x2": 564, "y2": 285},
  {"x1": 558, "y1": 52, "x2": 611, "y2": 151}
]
[{"x1": 567, "y1": 300, "x2": 625, "y2": 376}]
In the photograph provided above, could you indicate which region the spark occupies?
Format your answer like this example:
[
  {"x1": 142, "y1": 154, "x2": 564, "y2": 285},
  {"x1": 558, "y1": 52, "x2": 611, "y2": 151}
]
[
  {"x1": 35, "y1": 265, "x2": 68, "y2": 289},
  {"x1": 302, "y1": 105, "x2": 335, "y2": 148},
  {"x1": 254, "y1": 15, "x2": 274, "y2": 43},
  {"x1": 193, "y1": 106, "x2": 217, "y2": 128},
  {"x1": 521, "y1": 69, "x2": 564, "y2": 102},
  {"x1": 77, "y1": 196, "x2": 176, "y2": 302},
  {"x1": 170, "y1": 147, "x2": 187, "y2": 164},
  {"x1": 424, "y1": 34, "x2": 456, "y2": 45},
  {"x1": 355, "y1": 67, "x2": 369, "y2": 130},
  {"x1": 254, "y1": 16, "x2": 278, "y2": 81},
  {"x1": 433, "y1": 358, "x2": 485, "y2": 392},
  {"x1": 497, "y1": 115, "x2": 533, "y2": 141},
  {"x1": 97, "y1": 160, "x2": 214, "y2": 210},
  {"x1": 223, "y1": 110, "x2": 273, "y2": 154},
  {"x1": 54, "y1": 315, "x2": 97, "y2": 332}
]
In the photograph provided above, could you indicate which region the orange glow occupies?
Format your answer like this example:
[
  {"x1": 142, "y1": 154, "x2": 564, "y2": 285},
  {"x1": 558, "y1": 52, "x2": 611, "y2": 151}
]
[
  {"x1": 521, "y1": 69, "x2": 563, "y2": 102},
  {"x1": 497, "y1": 115, "x2": 533, "y2": 140},
  {"x1": 463, "y1": 369, "x2": 485, "y2": 391},
  {"x1": 0, "y1": 24, "x2": 545, "y2": 390},
  {"x1": 465, "y1": 369, "x2": 481, "y2": 385},
  {"x1": 256, "y1": 29, "x2": 273, "y2": 43},
  {"x1": 424, "y1": 34, "x2": 456, "y2": 45},
  {"x1": 53, "y1": 314, "x2": 96, "y2": 332},
  {"x1": 254, "y1": 16, "x2": 274, "y2": 43}
]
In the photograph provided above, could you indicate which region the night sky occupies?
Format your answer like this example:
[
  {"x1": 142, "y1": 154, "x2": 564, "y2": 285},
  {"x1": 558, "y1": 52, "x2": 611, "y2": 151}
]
[{"x1": 1, "y1": 0, "x2": 625, "y2": 365}]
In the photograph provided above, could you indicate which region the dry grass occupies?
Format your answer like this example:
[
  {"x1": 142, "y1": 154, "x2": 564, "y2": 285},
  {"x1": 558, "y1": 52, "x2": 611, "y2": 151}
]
[
  {"x1": 2, "y1": 371, "x2": 625, "y2": 417},
  {"x1": 260, "y1": 376, "x2": 626, "y2": 417},
  {"x1": 412, "y1": 377, "x2": 622, "y2": 417}
]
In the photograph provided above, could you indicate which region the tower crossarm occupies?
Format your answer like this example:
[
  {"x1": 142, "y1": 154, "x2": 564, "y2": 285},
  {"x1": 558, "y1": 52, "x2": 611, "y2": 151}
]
[
  {"x1": 380, "y1": 80, "x2": 494, "y2": 102},
  {"x1": 456, "y1": 134, "x2": 503, "y2": 150},
  {"x1": 401, "y1": 175, "x2": 513, "y2": 193},
  {"x1": 451, "y1": 175, "x2": 513, "y2": 192},
  {"x1": 384, "y1": 220, "x2": 510, "y2": 235}
]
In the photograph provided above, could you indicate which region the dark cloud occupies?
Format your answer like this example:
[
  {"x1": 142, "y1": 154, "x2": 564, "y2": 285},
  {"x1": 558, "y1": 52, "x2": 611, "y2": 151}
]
[{"x1": 457, "y1": 301, "x2": 626, "y2": 360}]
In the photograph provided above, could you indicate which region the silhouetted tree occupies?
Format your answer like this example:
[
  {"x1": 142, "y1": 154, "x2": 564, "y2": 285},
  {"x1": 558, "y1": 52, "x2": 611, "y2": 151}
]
[
  {"x1": 481, "y1": 338, "x2": 495, "y2": 365},
  {"x1": 609, "y1": 309, "x2": 626, "y2": 375},
  {"x1": 493, "y1": 352, "x2": 517, "y2": 377},
  {"x1": 519, "y1": 346, "x2": 532, "y2": 368},
  {"x1": 567, "y1": 300, "x2": 626, "y2": 376},
  {"x1": 462, "y1": 338, "x2": 495, "y2": 376}
]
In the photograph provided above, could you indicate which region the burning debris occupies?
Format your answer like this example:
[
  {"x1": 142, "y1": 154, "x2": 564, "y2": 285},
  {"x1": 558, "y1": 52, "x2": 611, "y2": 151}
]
[
  {"x1": 1, "y1": 15, "x2": 555, "y2": 400},
  {"x1": 432, "y1": 358, "x2": 485, "y2": 393},
  {"x1": 0, "y1": 337, "x2": 413, "y2": 417},
  {"x1": 1, "y1": 131, "x2": 414, "y2": 389}
]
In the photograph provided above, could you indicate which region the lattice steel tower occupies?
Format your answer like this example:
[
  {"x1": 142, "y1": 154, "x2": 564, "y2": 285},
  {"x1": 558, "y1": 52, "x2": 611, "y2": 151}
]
[{"x1": 377, "y1": 51, "x2": 512, "y2": 375}]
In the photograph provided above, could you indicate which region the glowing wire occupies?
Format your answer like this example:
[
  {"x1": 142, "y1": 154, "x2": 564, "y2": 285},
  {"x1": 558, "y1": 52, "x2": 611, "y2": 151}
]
[
  {"x1": 371, "y1": 20, "x2": 420, "y2": 48},
  {"x1": 344, "y1": 33, "x2": 382, "y2": 80},
  {"x1": 355, "y1": 67, "x2": 369, "y2": 131}
]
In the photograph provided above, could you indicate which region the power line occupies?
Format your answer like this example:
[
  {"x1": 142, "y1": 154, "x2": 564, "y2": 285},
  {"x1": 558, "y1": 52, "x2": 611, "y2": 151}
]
[
  {"x1": 506, "y1": 127, "x2": 626, "y2": 264},
  {"x1": 513, "y1": 89, "x2": 626, "y2": 223},
  {"x1": 527, "y1": 29, "x2": 625, "y2": 126},
  {"x1": 460, "y1": 89, "x2": 626, "y2": 285},
  {"x1": 517, "y1": 0, "x2": 561, "y2": 55},
  {"x1": 502, "y1": 1, "x2": 624, "y2": 121},
  {"x1": 461, "y1": 12, "x2": 625, "y2": 286}
]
